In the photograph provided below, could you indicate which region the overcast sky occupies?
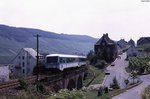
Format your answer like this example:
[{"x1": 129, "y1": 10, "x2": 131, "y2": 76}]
[{"x1": 0, "y1": 0, "x2": 150, "y2": 42}]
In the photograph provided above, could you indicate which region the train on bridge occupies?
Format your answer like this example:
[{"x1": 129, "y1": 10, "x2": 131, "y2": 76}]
[{"x1": 45, "y1": 54, "x2": 87, "y2": 71}]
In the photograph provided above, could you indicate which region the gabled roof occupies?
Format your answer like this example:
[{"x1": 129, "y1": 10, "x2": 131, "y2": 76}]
[
  {"x1": 95, "y1": 33, "x2": 115, "y2": 45},
  {"x1": 137, "y1": 37, "x2": 150, "y2": 45},
  {"x1": 11, "y1": 48, "x2": 41, "y2": 62},
  {"x1": 23, "y1": 48, "x2": 41, "y2": 59},
  {"x1": 128, "y1": 39, "x2": 135, "y2": 46},
  {"x1": 128, "y1": 39, "x2": 134, "y2": 43}
]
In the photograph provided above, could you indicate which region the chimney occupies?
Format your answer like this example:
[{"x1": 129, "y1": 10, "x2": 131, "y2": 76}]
[{"x1": 106, "y1": 33, "x2": 108, "y2": 37}]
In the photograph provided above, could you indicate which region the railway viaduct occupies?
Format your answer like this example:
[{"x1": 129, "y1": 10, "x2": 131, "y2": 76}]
[{"x1": 42, "y1": 67, "x2": 87, "y2": 92}]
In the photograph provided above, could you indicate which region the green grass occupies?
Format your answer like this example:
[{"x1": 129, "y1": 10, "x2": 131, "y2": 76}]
[
  {"x1": 83, "y1": 65, "x2": 105, "y2": 86},
  {"x1": 91, "y1": 66, "x2": 105, "y2": 84},
  {"x1": 84, "y1": 89, "x2": 126, "y2": 99}
]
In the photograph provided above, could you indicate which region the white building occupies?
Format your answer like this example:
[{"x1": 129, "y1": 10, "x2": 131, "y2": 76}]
[
  {"x1": 0, "y1": 65, "x2": 9, "y2": 82},
  {"x1": 127, "y1": 46, "x2": 138, "y2": 58},
  {"x1": 12, "y1": 48, "x2": 42, "y2": 76}
]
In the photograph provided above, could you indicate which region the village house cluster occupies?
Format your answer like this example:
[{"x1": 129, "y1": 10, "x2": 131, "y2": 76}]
[{"x1": 0, "y1": 34, "x2": 150, "y2": 83}]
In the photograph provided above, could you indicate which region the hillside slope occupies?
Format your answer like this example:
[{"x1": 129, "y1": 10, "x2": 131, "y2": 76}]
[{"x1": 0, "y1": 25, "x2": 97, "y2": 64}]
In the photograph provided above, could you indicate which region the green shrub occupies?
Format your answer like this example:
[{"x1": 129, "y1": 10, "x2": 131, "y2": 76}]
[
  {"x1": 110, "y1": 77, "x2": 120, "y2": 89},
  {"x1": 142, "y1": 85, "x2": 150, "y2": 99},
  {"x1": 18, "y1": 78, "x2": 28, "y2": 90},
  {"x1": 33, "y1": 61, "x2": 46, "y2": 75},
  {"x1": 37, "y1": 82, "x2": 47, "y2": 94},
  {"x1": 49, "y1": 89, "x2": 85, "y2": 99},
  {"x1": 95, "y1": 60, "x2": 106, "y2": 69}
]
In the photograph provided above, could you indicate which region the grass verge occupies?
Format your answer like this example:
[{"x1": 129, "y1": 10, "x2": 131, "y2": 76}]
[
  {"x1": 83, "y1": 65, "x2": 105, "y2": 86},
  {"x1": 84, "y1": 89, "x2": 126, "y2": 99}
]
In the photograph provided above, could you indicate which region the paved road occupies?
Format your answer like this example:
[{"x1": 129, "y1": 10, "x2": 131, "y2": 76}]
[
  {"x1": 102, "y1": 52, "x2": 150, "y2": 99},
  {"x1": 103, "y1": 52, "x2": 129, "y2": 89},
  {"x1": 112, "y1": 75, "x2": 150, "y2": 99}
]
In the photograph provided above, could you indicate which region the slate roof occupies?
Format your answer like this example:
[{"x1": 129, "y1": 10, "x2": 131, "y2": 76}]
[
  {"x1": 137, "y1": 37, "x2": 150, "y2": 45},
  {"x1": 11, "y1": 48, "x2": 41, "y2": 62},
  {"x1": 128, "y1": 39, "x2": 135, "y2": 46},
  {"x1": 23, "y1": 48, "x2": 40, "y2": 59},
  {"x1": 95, "y1": 34, "x2": 115, "y2": 45}
]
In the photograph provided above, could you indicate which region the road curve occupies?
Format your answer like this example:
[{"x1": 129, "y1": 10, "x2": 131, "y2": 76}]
[{"x1": 112, "y1": 74, "x2": 150, "y2": 99}]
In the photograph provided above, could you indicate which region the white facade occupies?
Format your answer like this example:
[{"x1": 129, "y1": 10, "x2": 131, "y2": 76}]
[
  {"x1": 0, "y1": 65, "x2": 9, "y2": 82},
  {"x1": 12, "y1": 48, "x2": 41, "y2": 76}
]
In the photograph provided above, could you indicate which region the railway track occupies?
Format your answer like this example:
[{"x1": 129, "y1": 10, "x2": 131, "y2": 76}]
[
  {"x1": 0, "y1": 76, "x2": 36, "y2": 91},
  {"x1": 0, "y1": 66, "x2": 87, "y2": 91}
]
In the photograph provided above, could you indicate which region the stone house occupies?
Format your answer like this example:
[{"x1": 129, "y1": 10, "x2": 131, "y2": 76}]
[{"x1": 94, "y1": 33, "x2": 118, "y2": 62}]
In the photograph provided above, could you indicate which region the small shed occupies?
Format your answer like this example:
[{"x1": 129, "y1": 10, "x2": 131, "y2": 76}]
[{"x1": 0, "y1": 65, "x2": 9, "y2": 82}]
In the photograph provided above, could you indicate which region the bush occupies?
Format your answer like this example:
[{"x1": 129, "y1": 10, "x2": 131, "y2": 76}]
[
  {"x1": 49, "y1": 89, "x2": 85, "y2": 99},
  {"x1": 110, "y1": 77, "x2": 120, "y2": 89},
  {"x1": 142, "y1": 85, "x2": 150, "y2": 99},
  {"x1": 33, "y1": 61, "x2": 46, "y2": 75},
  {"x1": 104, "y1": 87, "x2": 109, "y2": 93},
  {"x1": 18, "y1": 78, "x2": 28, "y2": 90},
  {"x1": 124, "y1": 79, "x2": 129, "y2": 85},
  {"x1": 37, "y1": 82, "x2": 47, "y2": 94},
  {"x1": 95, "y1": 60, "x2": 106, "y2": 69},
  {"x1": 97, "y1": 86, "x2": 104, "y2": 96}
]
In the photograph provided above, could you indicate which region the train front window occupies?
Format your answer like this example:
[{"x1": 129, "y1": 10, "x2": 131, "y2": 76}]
[
  {"x1": 47, "y1": 56, "x2": 58, "y2": 63},
  {"x1": 79, "y1": 58, "x2": 86, "y2": 62}
]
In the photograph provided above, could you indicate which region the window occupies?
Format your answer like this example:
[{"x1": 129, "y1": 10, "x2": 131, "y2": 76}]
[
  {"x1": 19, "y1": 56, "x2": 21, "y2": 59},
  {"x1": 66, "y1": 58, "x2": 76, "y2": 63},
  {"x1": 22, "y1": 56, "x2": 25, "y2": 60},
  {"x1": 22, "y1": 62, "x2": 25, "y2": 67},
  {"x1": 47, "y1": 56, "x2": 58, "y2": 63},
  {"x1": 22, "y1": 69, "x2": 25, "y2": 73},
  {"x1": 79, "y1": 58, "x2": 86, "y2": 62},
  {"x1": 60, "y1": 57, "x2": 66, "y2": 63}
]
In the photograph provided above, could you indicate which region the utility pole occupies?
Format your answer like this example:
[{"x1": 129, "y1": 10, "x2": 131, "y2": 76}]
[{"x1": 36, "y1": 34, "x2": 40, "y2": 91}]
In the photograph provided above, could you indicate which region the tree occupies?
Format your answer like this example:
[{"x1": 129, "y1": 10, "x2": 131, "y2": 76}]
[
  {"x1": 87, "y1": 50, "x2": 95, "y2": 64},
  {"x1": 124, "y1": 79, "x2": 129, "y2": 86},
  {"x1": 18, "y1": 78, "x2": 28, "y2": 91},
  {"x1": 141, "y1": 85, "x2": 150, "y2": 99},
  {"x1": 110, "y1": 77, "x2": 120, "y2": 89},
  {"x1": 95, "y1": 60, "x2": 106, "y2": 69},
  {"x1": 130, "y1": 71, "x2": 138, "y2": 84},
  {"x1": 33, "y1": 61, "x2": 46, "y2": 75}
]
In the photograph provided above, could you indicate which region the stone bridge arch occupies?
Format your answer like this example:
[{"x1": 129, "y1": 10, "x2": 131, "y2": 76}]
[
  {"x1": 53, "y1": 84, "x2": 62, "y2": 92},
  {"x1": 67, "y1": 79, "x2": 76, "y2": 90},
  {"x1": 77, "y1": 75, "x2": 83, "y2": 90}
]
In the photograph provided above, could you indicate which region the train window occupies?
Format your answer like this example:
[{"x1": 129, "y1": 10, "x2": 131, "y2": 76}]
[
  {"x1": 79, "y1": 58, "x2": 86, "y2": 62},
  {"x1": 66, "y1": 58, "x2": 76, "y2": 63},
  {"x1": 47, "y1": 56, "x2": 58, "y2": 63},
  {"x1": 60, "y1": 57, "x2": 66, "y2": 63}
]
